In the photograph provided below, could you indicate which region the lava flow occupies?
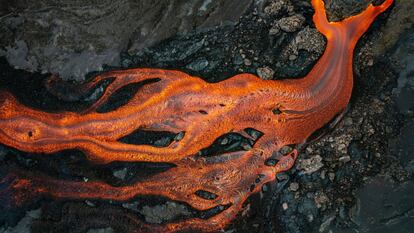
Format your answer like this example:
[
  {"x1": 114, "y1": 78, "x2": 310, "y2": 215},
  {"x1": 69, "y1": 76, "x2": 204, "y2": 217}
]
[{"x1": 0, "y1": 0, "x2": 393, "y2": 232}]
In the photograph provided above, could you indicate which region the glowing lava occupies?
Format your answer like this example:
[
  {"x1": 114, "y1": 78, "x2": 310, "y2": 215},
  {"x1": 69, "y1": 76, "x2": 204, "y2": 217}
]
[{"x1": 0, "y1": 0, "x2": 393, "y2": 232}]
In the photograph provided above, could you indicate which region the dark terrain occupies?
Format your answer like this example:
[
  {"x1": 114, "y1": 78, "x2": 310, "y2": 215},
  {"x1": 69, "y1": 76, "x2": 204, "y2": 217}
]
[{"x1": 0, "y1": 0, "x2": 413, "y2": 232}]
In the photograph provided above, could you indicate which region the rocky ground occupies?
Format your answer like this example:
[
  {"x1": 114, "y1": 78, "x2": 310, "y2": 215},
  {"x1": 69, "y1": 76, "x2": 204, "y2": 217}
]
[{"x1": 0, "y1": 0, "x2": 413, "y2": 232}]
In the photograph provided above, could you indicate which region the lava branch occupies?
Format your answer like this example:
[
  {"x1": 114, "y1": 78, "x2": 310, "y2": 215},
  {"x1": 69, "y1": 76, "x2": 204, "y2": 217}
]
[
  {"x1": 0, "y1": 70, "x2": 303, "y2": 164},
  {"x1": 1, "y1": 142, "x2": 296, "y2": 232},
  {"x1": 0, "y1": 0, "x2": 393, "y2": 232}
]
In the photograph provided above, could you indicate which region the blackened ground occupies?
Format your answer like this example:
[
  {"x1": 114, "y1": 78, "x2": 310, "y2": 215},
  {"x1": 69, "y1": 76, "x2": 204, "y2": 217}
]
[{"x1": 0, "y1": 0, "x2": 413, "y2": 233}]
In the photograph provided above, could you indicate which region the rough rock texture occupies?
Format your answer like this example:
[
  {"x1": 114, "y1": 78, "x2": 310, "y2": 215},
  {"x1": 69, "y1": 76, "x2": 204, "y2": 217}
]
[
  {"x1": 138, "y1": 202, "x2": 190, "y2": 224},
  {"x1": 86, "y1": 228, "x2": 114, "y2": 233},
  {"x1": 270, "y1": 6, "x2": 414, "y2": 231},
  {"x1": 0, "y1": 209, "x2": 41, "y2": 233},
  {"x1": 0, "y1": 0, "x2": 251, "y2": 80},
  {"x1": 0, "y1": 0, "x2": 413, "y2": 233},
  {"x1": 323, "y1": 0, "x2": 373, "y2": 21}
]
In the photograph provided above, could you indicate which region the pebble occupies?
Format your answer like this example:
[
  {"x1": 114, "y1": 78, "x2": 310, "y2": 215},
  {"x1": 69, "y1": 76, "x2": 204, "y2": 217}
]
[
  {"x1": 307, "y1": 214, "x2": 314, "y2": 222},
  {"x1": 87, "y1": 228, "x2": 114, "y2": 233},
  {"x1": 282, "y1": 202, "x2": 289, "y2": 210},
  {"x1": 368, "y1": 127, "x2": 375, "y2": 134},
  {"x1": 343, "y1": 117, "x2": 353, "y2": 126},
  {"x1": 85, "y1": 200, "x2": 96, "y2": 207},
  {"x1": 269, "y1": 27, "x2": 280, "y2": 35},
  {"x1": 257, "y1": 66, "x2": 275, "y2": 80},
  {"x1": 338, "y1": 155, "x2": 351, "y2": 163},
  {"x1": 264, "y1": 0, "x2": 292, "y2": 16},
  {"x1": 233, "y1": 53, "x2": 244, "y2": 65},
  {"x1": 289, "y1": 182, "x2": 299, "y2": 192},
  {"x1": 314, "y1": 192, "x2": 329, "y2": 209},
  {"x1": 113, "y1": 168, "x2": 128, "y2": 180},
  {"x1": 320, "y1": 170, "x2": 326, "y2": 180},
  {"x1": 122, "y1": 201, "x2": 140, "y2": 212},
  {"x1": 385, "y1": 126, "x2": 392, "y2": 134},
  {"x1": 262, "y1": 184, "x2": 269, "y2": 192},
  {"x1": 291, "y1": 27, "x2": 326, "y2": 55},
  {"x1": 277, "y1": 14, "x2": 305, "y2": 33},
  {"x1": 221, "y1": 138, "x2": 229, "y2": 145},
  {"x1": 298, "y1": 155, "x2": 324, "y2": 174},
  {"x1": 27, "y1": 209, "x2": 41, "y2": 219},
  {"x1": 319, "y1": 216, "x2": 335, "y2": 233},
  {"x1": 244, "y1": 58, "x2": 252, "y2": 66},
  {"x1": 337, "y1": 144, "x2": 347, "y2": 151},
  {"x1": 328, "y1": 172, "x2": 335, "y2": 181}
]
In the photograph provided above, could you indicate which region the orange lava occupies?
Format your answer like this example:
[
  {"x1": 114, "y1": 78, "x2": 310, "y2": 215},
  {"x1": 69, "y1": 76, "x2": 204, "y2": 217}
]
[{"x1": 0, "y1": 0, "x2": 393, "y2": 232}]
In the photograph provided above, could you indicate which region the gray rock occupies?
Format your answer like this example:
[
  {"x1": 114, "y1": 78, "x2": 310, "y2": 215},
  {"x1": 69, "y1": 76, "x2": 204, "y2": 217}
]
[
  {"x1": 293, "y1": 27, "x2": 326, "y2": 56},
  {"x1": 186, "y1": 57, "x2": 209, "y2": 71},
  {"x1": 319, "y1": 215, "x2": 335, "y2": 233},
  {"x1": 0, "y1": 40, "x2": 38, "y2": 72},
  {"x1": 314, "y1": 192, "x2": 329, "y2": 209},
  {"x1": 139, "y1": 202, "x2": 191, "y2": 224},
  {"x1": 343, "y1": 117, "x2": 353, "y2": 126},
  {"x1": 337, "y1": 143, "x2": 347, "y2": 152},
  {"x1": 85, "y1": 200, "x2": 96, "y2": 207},
  {"x1": 263, "y1": 0, "x2": 293, "y2": 16},
  {"x1": 339, "y1": 155, "x2": 351, "y2": 163},
  {"x1": 371, "y1": 0, "x2": 414, "y2": 57},
  {"x1": 328, "y1": 172, "x2": 335, "y2": 181},
  {"x1": 391, "y1": 30, "x2": 414, "y2": 116},
  {"x1": 233, "y1": 53, "x2": 244, "y2": 66},
  {"x1": 86, "y1": 228, "x2": 114, "y2": 233},
  {"x1": 282, "y1": 202, "x2": 289, "y2": 210},
  {"x1": 113, "y1": 168, "x2": 128, "y2": 180},
  {"x1": 0, "y1": 209, "x2": 41, "y2": 233},
  {"x1": 338, "y1": 177, "x2": 414, "y2": 233},
  {"x1": 289, "y1": 182, "x2": 299, "y2": 192},
  {"x1": 323, "y1": 0, "x2": 372, "y2": 22},
  {"x1": 297, "y1": 155, "x2": 324, "y2": 174},
  {"x1": 122, "y1": 201, "x2": 140, "y2": 212},
  {"x1": 0, "y1": 0, "x2": 252, "y2": 80},
  {"x1": 278, "y1": 26, "x2": 326, "y2": 77},
  {"x1": 243, "y1": 58, "x2": 252, "y2": 66},
  {"x1": 288, "y1": 54, "x2": 297, "y2": 61},
  {"x1": 270, "y1": 14, "x2": 305, "y2": 34},
  {"x1": 256, "y1": 66, "x2": 275, "y2": 80}
]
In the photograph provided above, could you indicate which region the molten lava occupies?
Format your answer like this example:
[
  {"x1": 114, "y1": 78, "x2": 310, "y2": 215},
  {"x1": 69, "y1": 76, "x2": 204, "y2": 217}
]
[{"x1": 0, "y1": 0, "x2": 393, "y2": 232}]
